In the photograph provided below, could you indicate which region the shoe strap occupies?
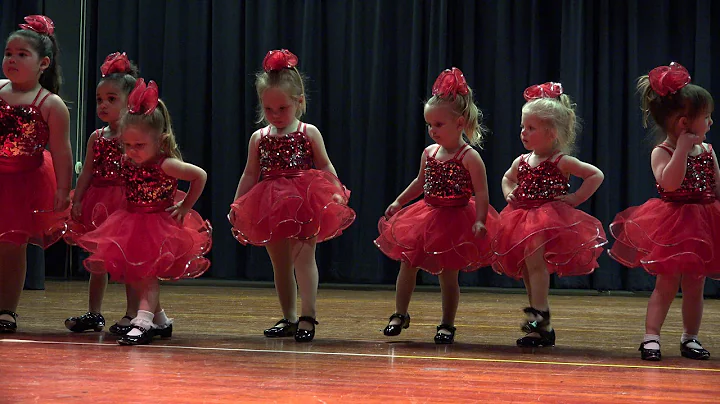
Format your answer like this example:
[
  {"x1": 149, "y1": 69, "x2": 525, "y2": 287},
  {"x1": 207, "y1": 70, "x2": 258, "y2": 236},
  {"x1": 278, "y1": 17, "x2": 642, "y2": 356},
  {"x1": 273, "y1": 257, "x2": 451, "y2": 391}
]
[
  {"x1": 298, "y1": 316, "x2": 319, "y2": 325},
  {"x1": 0, "y1": 310, "x2": 18, "y2": 319},
  {"x1": 639, "y1": 340, "x2": 661, "y2": 349},
  {"x1": 436, "y1": 323, "x2": 456, "y2": 333},
  {"x1": 681, "y1": 339, "x2": 704, "y2": 348},
  {"x1": 388, "y1": 312, "x2": 409, "y2": 322}
]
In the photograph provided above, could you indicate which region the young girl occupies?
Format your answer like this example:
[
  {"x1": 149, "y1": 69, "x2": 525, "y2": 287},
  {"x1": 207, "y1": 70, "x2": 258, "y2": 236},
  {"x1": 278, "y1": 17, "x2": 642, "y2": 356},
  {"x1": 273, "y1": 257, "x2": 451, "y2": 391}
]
[
  {"x1": 610, "y1": 62, "x2": 716, "y2": 361},
  {"x1": 76, "y1": 79, "x2": 211, "y2": 345},
  {"x1": 492, "y1": 82, "x2": 606, "y2": 347},
  {"x1": 63, "y1": 52, "x2": 140, "y2": 335},
  {"x1": 229, "y1": 49, "x2": 355, "y2": 343},
  {"x1": 375, "y1": 68, "x2": 497, "y2": 344},
  {"x1": 0, "y1": 15, "x2": 72, "y2": 333}
]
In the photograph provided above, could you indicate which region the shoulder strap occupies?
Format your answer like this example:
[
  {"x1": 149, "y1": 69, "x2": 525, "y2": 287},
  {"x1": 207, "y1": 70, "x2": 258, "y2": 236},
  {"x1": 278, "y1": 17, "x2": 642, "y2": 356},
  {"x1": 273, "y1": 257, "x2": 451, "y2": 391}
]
[
  {"x1": 456, "y1": 145, "x2": 473, "y2": 161},
  {"x1": 656, "y1": 143, "x2": 674, "y2": 156},
  {"x1": 35, "y1": 90, "x2": 52, "y2": 109},
  {"x1": 430, "y1": 145, "x2": 442, "y2": 158},
  {"x1": 297, "y1": 121, "x2": 305, "y2": 134},
  {"x1": 552, "y1": 153, "x2": 565, "y2": 164}
]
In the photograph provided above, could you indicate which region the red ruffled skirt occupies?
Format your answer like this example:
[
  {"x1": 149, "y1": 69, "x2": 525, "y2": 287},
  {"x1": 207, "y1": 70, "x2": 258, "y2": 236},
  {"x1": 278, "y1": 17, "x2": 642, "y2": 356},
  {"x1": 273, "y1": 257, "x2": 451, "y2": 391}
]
[
  {"x1": 64, "y1": 183, "x2": 126, "y2": 245},
  {"x1": 0, "y1": 151, "x2": 69, "y2": 248},
  {"x1": 374, "y1": 197, "x2": 499, "y2": 274},
  {"x1": 609, "y1": 198, "x2": 720, "y2": 278},
  {"x1": 76, "y1": 192, "x2": 212, "y2": 283},
  {"x1": 229, "y1": 169, "x2": 356, "y2": 245},
  {"x1": 491, "y1": 201, "x2": 607, "y2": 279}
]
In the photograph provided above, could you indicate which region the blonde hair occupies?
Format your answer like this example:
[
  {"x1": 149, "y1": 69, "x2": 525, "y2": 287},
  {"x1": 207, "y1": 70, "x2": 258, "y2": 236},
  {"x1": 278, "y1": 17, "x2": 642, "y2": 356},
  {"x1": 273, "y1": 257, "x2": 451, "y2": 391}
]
[
  {"x1": 522, "y1": 94, "x2": 579, "y2": 154},
  {"x1": 255, "y1": 68, "x2": 307, "y2": 125},
  {"x1": 637, "y1": 76, "x2": 713, "y2": 143},
  {"x1": 425, "y1": 86, "x2": 486, "y2": 147},
  {"x1": 119, "y1": 99, "x2": 182, "y2": 160}
]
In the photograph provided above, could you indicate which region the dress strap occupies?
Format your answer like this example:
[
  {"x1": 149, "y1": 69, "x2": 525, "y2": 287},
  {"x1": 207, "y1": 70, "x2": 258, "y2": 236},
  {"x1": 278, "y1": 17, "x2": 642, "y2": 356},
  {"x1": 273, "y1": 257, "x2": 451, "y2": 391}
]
[
  {"x1": 36, "y1": 91, "x2": 52, "y2": 109},
  {"x1": 297, "y1": 121, "x2": 305, "y2": 134},
  {"x1": 455, "y1": 145, "x2": 473, "y2": 161},
  {"x1": 656, "y1": 143, "x2": 675, "y2": 156},
  {"x1": 699, "y1": 143, "x2": 709, "y2": 153},
  {"x1": 552, "y1": 153, "x2": 565, "y2": 164},
  {"x1": 0, "y1": 81, "x2": 9, "y2": 100},
  {"x1": 30, "y1": 87, "x2": 45, "y2": 106},
  {"x1": 430, "y1": 145, "x2": 442, "y2": 158}
]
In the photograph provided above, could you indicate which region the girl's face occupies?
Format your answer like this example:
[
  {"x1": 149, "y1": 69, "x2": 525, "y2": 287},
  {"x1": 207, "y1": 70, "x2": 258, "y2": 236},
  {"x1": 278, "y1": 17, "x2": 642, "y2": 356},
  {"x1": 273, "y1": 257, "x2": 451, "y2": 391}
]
[
  {"x1": 520, "y1": 113, "x2": 557, "y2": 153},
  {"x1": 261, "y1": 87, "x2": 300, "y2": 130},
  {"x1": 122, "y1": 125, "x2": 160, "y2": 165},
  {"x1": 685, "y1": 110, "x2": 713, "y2": 143},
  {"x1": 96, "y1": 80, "x2": 127, "y2": 126},
  {"x1": 2, "y1": 36, "x2": 48, "y2": 85},
  {"x1": 424, "y1": 104, "x2": 464, "y2": 147}
]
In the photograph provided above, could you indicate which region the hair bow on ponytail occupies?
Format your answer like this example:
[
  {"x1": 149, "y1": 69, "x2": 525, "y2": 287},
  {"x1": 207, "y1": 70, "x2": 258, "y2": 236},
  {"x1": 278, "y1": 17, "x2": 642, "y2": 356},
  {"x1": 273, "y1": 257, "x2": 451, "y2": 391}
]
[
  {"x1": 523, "y1": 82, "x2": 563, "y2": 101},
  {"x1": 19, "y1": 15, "x2": 55, "y2": 36},
  {"x1": 101, "y1": 52, "x2": 131, "y2": 77},
  {"x1": 432, "y1": 67, "x2": 469, "y2": 98},
  {"x1": 263, "y1": 49, "x2": 299, "y2": 72},
  {"x1": 128, "y1": 78, "x2": 159, "y2": 115},
  {"x1": 648, "y1": 62, "x2": 691, "y2": 96}
]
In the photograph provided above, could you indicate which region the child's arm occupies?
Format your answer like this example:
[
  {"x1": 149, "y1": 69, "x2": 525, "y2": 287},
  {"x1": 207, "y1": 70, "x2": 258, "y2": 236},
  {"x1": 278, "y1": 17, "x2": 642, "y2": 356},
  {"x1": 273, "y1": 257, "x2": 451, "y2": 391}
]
[
  {"x1": 385, "y1": 148, "x2": 428, "y2": 218},
  {"x1": 709, "y1": 144, "x2": 720, "y2": 200},
  {"x1": 45, "y1": 94, "x2": 73, "y2": 211},
  {"x1": 233, "y1": 131, "x2": 262, "y2": 200},
  {"x1": 464, "y1": 149, "x2": 489, "y2": 237},
  {"x1": 71, "y1": 132, "x2": 99, "y2": 219},
  {"x1": 306, "y1": 124, "x2": 339, "y2": 177},
  {"x1": 652, "y1": 134, "x2": 698, "y2": 191},
  {"x1": 555, "y1": 156, "x2": 604, "y2": 206},
  {"x1": 501, "y1": 156, "x2": 521, "y2": 204},
  {"x1": 161, "y1": 157, "x2": 208, "y2": 224}
]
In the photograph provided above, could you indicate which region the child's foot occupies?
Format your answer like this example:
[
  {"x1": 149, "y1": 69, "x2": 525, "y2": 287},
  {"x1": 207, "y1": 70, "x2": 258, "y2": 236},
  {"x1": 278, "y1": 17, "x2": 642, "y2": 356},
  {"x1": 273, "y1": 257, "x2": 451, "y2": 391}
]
[
  {"x1": 294, "y1": 316, "x2": 318, "y2": 343},
  {"x1": 153, "y1": 318, "x2": 174, "y2": 339},
  {"x1": 109, "y1": 315, "x2": 134, "y2": 335},
  {"x1": 639, "y1": 339, "x2": 661, "y2": 361},
  {"x1": 64, "y1": 312, "x2": 105, "y2": 332},
  {"x1": 383, "y1": 313, "x2": 410, "y2": 336},
  {"x1": 516, "y1": 307, "x2": 555, "y2": 347},
  {"x1": 0, "y1": 310, "x2": 18, "y2": 333},
  {"x1": 680, "y1": 339, "x2": 710, "y2": 360},
  {"x1": 434, "y1": 324, "x2": 456, "y2": 344},
  {"x1": 263, "y1": 318, "x2": 297, "y2": 338}
]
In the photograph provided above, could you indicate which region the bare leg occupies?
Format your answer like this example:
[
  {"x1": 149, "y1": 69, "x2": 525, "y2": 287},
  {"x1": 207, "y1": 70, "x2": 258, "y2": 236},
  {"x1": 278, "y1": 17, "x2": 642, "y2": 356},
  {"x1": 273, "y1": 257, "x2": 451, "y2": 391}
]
[
  {"x1": 0, "y1": 243, "x2": 27, "y2": 324},
  {"x1": 438, "y1": 270, "x2": 460, "y2": 335},
  {"x1": 265, "y1": 240, "x2": 297, "y2": 323},
  {"x1": 388, "y1": 262, "x2": 419, "y2": 326},
  {"x1": 87, "y1": 273, "x2": 108, "y2": 313}
]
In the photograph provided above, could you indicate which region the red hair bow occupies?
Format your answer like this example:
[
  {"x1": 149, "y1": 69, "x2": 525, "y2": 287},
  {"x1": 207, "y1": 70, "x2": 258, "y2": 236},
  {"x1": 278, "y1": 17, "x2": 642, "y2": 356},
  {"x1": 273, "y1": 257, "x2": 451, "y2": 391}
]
[
  {"x1": 263, "y1": 49, "x2": 298, "y2": 72},
  {"x1": 432, "y1": 68, "x2": 469, "y2": 98},
  {"x1": 648, "y1": 62, "x2": 691, "y2": 97},
  {"x1": 128, "y1": 79, "x2": 159, "y2": 115},
  {"x1": 19, "y1": 15, "x2": 55, "y2": 36},
  {"x1": 101, "y1": 52, "x2": 131, "y2": 77},
  {"x1": 523, "y1": 82, "x2": 563, "y2": 101}
]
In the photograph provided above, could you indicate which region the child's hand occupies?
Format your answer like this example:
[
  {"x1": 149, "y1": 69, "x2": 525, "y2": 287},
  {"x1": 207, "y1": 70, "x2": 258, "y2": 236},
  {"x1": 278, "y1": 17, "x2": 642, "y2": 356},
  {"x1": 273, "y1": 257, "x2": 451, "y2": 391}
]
[
  {"x1": 506, "y1": 192, "x2": 517, "y2": 206},
  {"x1": 555, "y1": 193, "x2": 581, "y2": 207},
  {"x1": 472, "y1": 221, "x2": 487, "y2": 238},
  {"x1": 71, "y1": 200, "x2": 82, "y2": 220},
  {"x1": 54, "y1": 189, "x2": 70, "y2": 212},
  {"x1": 384, "y1": 201, "x2": 402, "y2": 219},
  {"x1": 677, "y1": 131, "x2": 701, "y2": 154},
  {"x1": 332, "y1": 193, "x2": 348, "y2": 205},
  {"x1": 166, "y1": 200, "x2": 191, "y2": 225}
]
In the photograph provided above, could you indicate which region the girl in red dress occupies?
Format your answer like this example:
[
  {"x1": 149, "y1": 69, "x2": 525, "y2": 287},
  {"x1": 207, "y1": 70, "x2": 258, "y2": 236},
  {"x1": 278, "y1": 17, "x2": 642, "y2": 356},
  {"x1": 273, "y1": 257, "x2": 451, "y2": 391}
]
[
  {"x1": 375, "y1": 68, "x2": 497, "y2": 344},
  {"x1": 610, "y1": 63, "x2": 716, "y2": 361},
  {"x1": 492, "y1": 82, "x2": 606, "y2": 348}
]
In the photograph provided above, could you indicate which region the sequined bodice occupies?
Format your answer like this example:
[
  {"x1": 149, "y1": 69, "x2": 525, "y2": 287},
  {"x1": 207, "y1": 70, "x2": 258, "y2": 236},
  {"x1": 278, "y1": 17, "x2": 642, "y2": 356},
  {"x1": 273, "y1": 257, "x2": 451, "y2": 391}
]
[
  {"x1": 259, "y1": 126, "x2": 313, "y2": 176},
  {"x1": 92, "y1": 133, "x2": 123, "y2": 182},
  {"x1": 423, "y1": 146, "x2": 473, "y2": 204},
  {"x1": 514, "y1": 154, "x2": 569, "y2": 203},
  {"x1": 122, "y1": 157, "x2": 177, "y2": 206},
  {"x1": 656, "y1": 146, "x2": 716, "y2": 203},
  {"x1": 0, "y1": 98, "x2": 50, "y2": 157}
]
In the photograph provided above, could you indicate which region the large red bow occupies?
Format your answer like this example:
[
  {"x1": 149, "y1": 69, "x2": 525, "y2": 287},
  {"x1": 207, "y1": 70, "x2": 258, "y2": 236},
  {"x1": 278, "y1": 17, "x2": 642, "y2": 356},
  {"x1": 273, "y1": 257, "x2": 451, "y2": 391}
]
[
  {"x1": 19, "y1": 15, "x2": 55, "y2": 36},
  {"x1": 648, "y1": 62, "x2": 691, "y2": 97},
  {"x1": 101, "y1": 52, "x2": 131, "y2": 77},
  {"x1": 432, "y1": 68, "x2": 469, "y2": 98},
  {"x1": 523, "y1": 82, "x2": 563, "y2": 101},
  {"x1": 128, "y1": 79, "x2": 159, "y2": 115},
  {"x1": 263, "y1": 49, "x2": 298, "y2": 72}
]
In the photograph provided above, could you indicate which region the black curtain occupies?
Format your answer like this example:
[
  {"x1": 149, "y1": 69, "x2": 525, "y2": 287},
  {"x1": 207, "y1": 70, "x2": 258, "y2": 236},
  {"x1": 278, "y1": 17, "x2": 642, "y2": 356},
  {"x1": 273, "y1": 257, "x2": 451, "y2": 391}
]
[{"x1": 22, "y1": 0, "x2": 720, "y2": 294}]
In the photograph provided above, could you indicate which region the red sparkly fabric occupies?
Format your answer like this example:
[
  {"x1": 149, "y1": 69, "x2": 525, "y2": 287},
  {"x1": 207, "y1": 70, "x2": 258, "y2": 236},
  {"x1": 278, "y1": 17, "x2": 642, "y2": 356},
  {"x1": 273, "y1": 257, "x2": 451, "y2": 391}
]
[
  {"x1": 375, "y1": 145, "x2": 498, "y2": 274},
  {"x1": 610, "y1": 144, "x2": 720, "y2": 278},
  {"x1": 229, "y1": 123, "x2": 356, "y2": 245},
  {"x1": 492, "y1": 153, "x2": 607, "y2": 279},
  {"x1": 0, "y1": 85, "x2": 68, "y2": 247},
  {"x1": 77, "y1": 156, "x2": 212, "y2": 283},
  {"x1": 65, "y1": 130, "x2": 126, "y2": 245}
]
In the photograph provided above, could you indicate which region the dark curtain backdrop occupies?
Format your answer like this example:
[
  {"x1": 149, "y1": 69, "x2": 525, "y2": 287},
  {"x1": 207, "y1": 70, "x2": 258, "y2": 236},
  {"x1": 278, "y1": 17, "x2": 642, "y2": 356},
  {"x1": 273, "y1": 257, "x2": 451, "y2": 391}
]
[{"x1": 5, "y1": 1, "x2": 720, "y2": 294}]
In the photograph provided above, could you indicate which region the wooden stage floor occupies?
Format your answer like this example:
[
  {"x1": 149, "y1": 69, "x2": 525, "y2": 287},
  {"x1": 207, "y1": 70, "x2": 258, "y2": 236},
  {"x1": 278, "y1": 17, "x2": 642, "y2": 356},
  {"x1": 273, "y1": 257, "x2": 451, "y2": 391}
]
[{"x1": 1, "y1": 281, "x2": 719, "y2": 403}]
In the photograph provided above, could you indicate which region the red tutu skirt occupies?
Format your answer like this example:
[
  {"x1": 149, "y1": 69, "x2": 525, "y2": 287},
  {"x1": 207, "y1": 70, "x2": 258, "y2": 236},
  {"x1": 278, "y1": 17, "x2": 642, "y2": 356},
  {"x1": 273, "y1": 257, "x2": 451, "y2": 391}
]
[
  {"x1": 374, "y1": 198, "x2": 499, "y2": 274},
  {"x1": 64, "y1": 183, "x2": 126, "y2": 245},
  {"x1": 491, "y1": 201, "x2": 607, "y2": 279},
  {"x1": 229, "y1": 169, "x2": 356, "y2": 245},
  {"x1": 0, "y1": 150, "x2": 69, "y2": 248},
  {"x1": 609, "y1": 198, "x2": 720, "y2": 278},
  {"x1": 76, "y1": 192, "x2": 212, "y2": 283}
]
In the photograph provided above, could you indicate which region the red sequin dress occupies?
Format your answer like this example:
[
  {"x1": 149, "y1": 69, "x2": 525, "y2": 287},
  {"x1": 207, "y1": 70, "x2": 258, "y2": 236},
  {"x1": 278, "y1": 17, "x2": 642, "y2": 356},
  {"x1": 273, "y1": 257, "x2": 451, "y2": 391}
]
[
  {"x1": 491, "y1": 153, "x2": 607, "y2": 279},
  {"x1": 375, "y1": 145, "x2": 499, "y2": 274},
  {"x1": 229, "y1": 122, "x2": 356, "y2": 245},
  {"x1": 0, "y1": 83, "x2": 68, "y2": 247},
  {"x1": 64, "y1": 129, "x2": 126, "y2": 245},
  {"x1": 77, "y1": 156, "x2": 212, "y2": 283},
  {"x1": 609, "y1": 144, "x2": 720, "y2": 278}
]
